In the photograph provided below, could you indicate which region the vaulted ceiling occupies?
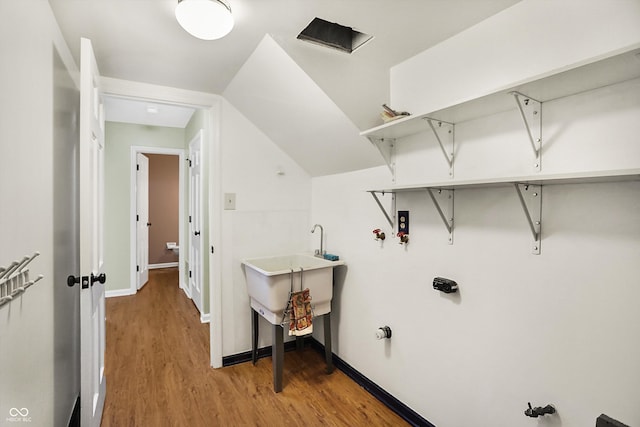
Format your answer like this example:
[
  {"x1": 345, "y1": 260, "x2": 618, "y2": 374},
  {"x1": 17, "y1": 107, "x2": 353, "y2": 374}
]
[{"x1": 48, "y1": 0, "x2": 520, "y2": 131}]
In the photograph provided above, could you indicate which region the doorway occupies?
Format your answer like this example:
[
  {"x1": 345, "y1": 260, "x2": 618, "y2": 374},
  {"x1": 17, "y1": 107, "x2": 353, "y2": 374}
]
[
  {"x1": 130, "y1": 146, "x2": 185, "y2": 296},
  {"x1": 102, "y1": 82, "x2": 223, "y2": 369},
  {"x1": 135, "y1": 152, "x2": 182, "y2": 291}
]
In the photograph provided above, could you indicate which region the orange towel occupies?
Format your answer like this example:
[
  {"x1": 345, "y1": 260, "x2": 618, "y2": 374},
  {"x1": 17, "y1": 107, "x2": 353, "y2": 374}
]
[{"x1": 288, "y1": 288, "x2": 313, "y2": 336}]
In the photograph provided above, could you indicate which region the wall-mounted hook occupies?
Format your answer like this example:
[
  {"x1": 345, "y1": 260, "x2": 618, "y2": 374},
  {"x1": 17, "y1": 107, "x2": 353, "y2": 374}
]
[
  {"x1": 373, "y1": 228, "x2": 386, "y2": 241},
  {"x1": 397, "y1": 231, "x2": 409, "y2": 244}
]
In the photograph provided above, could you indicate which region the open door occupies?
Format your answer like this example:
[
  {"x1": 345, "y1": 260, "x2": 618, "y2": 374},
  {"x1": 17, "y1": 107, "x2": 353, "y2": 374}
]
[
  {"x1": 136, "y1": 152, "x2": 150, "y2": 289},
  {"x1": 79, "y1": 37, "x2": 107, "y2": 427},
  {"x1": 189, "y1": 130, "x2": 203, "y2": 313}
]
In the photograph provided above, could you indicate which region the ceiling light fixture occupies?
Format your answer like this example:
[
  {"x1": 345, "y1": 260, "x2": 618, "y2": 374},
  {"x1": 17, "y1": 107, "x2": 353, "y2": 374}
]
[{"x1": 175, "y1": 0, "x2": 234, "y2": 41}]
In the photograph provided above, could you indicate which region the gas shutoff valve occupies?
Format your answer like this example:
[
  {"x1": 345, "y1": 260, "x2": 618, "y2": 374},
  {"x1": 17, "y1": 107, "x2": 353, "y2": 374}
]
[
  {"x1": 373, "y1": 229, "x2": 386, "y2": 241},
  {"x1": 397, "y1": 231, "x2": 409, "y2": 244}
]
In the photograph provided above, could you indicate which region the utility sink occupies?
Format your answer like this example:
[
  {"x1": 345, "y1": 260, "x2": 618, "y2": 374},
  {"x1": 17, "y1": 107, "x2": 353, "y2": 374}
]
[{"x1": 242, "y1": 254, "x2": 345, "y2": 325}]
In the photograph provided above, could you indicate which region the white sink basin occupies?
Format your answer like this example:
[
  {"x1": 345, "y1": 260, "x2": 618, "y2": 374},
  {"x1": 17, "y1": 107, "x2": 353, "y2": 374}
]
[{"x1": 242, "y1": 254, "x2": 344, "y2": 324}]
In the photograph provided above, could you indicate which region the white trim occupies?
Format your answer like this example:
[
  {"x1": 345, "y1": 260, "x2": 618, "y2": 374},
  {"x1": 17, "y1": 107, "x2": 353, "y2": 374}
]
[
  {"x1": 209, "y1": 100, "x2": 223, "y2": 368},
  {"x1": 182, "y1": 284, "x2": 192, "y2": 299},
  {"x1": 130, "y1": 146, "x2": 185, "y2": 298},
  {"x1": 200, "y1": 313, "x2": 211, "y2": 324},
  {"x1": 149, "y1": 262, "x2": 179, "y2": 270},
  {"x1": 106, "y1": 288, "x2": 136, "y2": 298},
  {"x1": 106, "y1": 77, "x2": 223, "y2": 369}
]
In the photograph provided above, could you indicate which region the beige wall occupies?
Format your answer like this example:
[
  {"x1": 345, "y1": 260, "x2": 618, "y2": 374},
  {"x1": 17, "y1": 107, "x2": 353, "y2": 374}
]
[{"x1": 147, "y1": 154, "x2": 179, "y2": 265}]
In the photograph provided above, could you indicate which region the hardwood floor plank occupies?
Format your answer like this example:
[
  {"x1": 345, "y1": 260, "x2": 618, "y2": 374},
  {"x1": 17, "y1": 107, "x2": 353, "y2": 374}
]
[{"x1": 102, "y1": 268, "x2": 407, "y2": 426}]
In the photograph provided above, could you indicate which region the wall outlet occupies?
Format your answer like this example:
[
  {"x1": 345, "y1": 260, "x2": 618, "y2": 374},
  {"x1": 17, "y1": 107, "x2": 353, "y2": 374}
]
[
  {"x1": 224, "y1": 193, "x2": 236, "y2": 210},
  {"x1": 398, "y1": 210, "x2": 409, "y2": 234}
]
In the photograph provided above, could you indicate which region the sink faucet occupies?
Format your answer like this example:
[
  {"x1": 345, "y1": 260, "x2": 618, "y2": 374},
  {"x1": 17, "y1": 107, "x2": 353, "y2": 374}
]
[{"x1": 311, "y1": 224, "x2": 324, "y2": 257}]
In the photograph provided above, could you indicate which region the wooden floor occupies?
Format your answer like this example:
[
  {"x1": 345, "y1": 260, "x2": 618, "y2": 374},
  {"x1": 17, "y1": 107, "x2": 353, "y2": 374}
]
[{"x1": 102, "y1": 268, "x2": 407, "y2": 426}]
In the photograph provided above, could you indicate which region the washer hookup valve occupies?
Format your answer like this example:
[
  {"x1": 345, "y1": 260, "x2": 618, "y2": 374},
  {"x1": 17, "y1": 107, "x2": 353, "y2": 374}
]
[
  {"x1": 373, "y1": 229, "x2": 386, "y2": 241},
  {"x1": 397, "y1": 231, "x2": 409, "y2": 244}
]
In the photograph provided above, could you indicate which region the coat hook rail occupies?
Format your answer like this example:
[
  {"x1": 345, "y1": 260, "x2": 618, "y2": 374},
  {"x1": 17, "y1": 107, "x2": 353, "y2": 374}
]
[{"x1": 0, "y1": 252, "x2": 44, "y2": 308}]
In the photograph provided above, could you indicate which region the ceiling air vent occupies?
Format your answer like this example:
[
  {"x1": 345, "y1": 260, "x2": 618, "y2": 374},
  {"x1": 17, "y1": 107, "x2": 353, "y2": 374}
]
[{"x1": 297, "y1": 17, "x2": 373, "y2": 54}]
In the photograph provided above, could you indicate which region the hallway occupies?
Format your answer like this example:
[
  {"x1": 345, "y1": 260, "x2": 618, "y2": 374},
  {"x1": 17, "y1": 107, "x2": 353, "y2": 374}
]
[{"x1": 102, "y1": 268, "x2": 405, "y2": 426}]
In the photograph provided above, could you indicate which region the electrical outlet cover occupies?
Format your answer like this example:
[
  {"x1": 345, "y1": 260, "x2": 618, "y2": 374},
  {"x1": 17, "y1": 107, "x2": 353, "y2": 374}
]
[{"x1": 398, "y1": 210, "x2": 409, "y2": 234}]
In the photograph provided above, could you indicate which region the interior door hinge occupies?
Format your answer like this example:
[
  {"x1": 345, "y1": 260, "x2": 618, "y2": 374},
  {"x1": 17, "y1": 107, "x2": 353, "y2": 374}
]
[
  {"x1": 136, "y1": 164, "x2": 139, "y2": 171},
  {"x1": 136, "y1": 265, "x2": 140, "y2": 272},
  {"x1": 136, "y1": 214, "x2": 139, "y2": 221},
  {"x1": 211, "y1": 246, "x2": 214, "y2": 254},
  {"x1": 189, "y1": 270, "x2": 192, "y2": 278},
  {"x1": 189, "y1": 215, "x2": 192, "y2": 223}
]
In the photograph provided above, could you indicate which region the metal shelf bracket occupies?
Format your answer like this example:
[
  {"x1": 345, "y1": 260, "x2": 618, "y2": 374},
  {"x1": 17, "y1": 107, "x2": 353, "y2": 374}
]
[
  {"x1": 514, "y1": 183, "x2": 542, "y2": 255},
  {"x1": 510, "y1": 91, "x2": 542, "y2": 172},
  {"x1": 368, "y1": 137, "x2": 396, "y2": 182},
  {"x1": 425, "y1": 118, "x2": 455, "y2": 178},
  {"x1": 369, "y1": 191, "x2": 396, "y2": 229},
  {"x1": 426, "y1": 188, "x2": 454, "y2": 244}
]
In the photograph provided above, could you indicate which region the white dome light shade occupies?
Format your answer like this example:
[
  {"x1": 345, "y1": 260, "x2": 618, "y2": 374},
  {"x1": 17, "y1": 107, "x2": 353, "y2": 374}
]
[{"x1": 175, "y1": 0, "x2": 234, "y2": 40}]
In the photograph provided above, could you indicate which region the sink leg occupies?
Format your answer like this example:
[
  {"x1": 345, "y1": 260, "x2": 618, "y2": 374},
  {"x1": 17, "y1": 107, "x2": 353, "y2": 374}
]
[
  {"x1": 272, "y1": 324, "x2": 284, "y2": 392},
  {"x1": 324, "y1": 313, "x2": 334, "y2": 374},
  {"x1": 251, "y1": 309, "x2": 259, "y2": 365}
]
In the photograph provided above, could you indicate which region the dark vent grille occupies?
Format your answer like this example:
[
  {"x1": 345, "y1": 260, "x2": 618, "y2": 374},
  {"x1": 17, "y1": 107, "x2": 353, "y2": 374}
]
[{"x1": 297, "y1": 17, "x2": 372, "y2": 54}]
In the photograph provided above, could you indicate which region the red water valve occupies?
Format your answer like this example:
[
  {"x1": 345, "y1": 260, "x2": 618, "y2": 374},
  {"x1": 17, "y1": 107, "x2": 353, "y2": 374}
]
[
  {"x1": 373, "y1": 228, "x2": 386, "y2": 241},
  {"x1": 397, "y1": 231, "x2": 409, "y2": 244}
]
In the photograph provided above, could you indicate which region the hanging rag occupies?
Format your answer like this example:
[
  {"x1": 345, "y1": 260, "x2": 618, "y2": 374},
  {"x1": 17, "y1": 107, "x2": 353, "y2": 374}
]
[{"x1": 288, "y1": 288, "x2": 313, "y2": 336}]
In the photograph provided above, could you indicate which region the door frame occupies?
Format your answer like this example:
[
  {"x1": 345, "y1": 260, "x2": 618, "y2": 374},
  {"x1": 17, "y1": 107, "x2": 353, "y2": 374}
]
[
  {"x1": 102, "y1": 76, "x2": 224, "y2": 369},
  {"x1": 130, "y1": 146, "x2": 186, "y2": 296}
]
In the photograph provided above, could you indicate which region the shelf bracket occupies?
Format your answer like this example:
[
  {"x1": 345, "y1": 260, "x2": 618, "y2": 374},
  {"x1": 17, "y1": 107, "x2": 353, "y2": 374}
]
[
  {"x1": 426, "y1": 188, "x2": 454, "y2": 244},
  {"x1": 514, "y1": 183, "x2": 542, "y2": 255},
  {"x1": 510, "y1": 91, "x2": 542, "y2": 172},
  {"x1": 369, "y1": 191, "x2": 396, "y2": 229},
  {"x1": 368, "y1": 137, "x2": 396, "y2": 182},
  {"x1": 424, "y1": 118, "x2": 455, "y2": 178}
]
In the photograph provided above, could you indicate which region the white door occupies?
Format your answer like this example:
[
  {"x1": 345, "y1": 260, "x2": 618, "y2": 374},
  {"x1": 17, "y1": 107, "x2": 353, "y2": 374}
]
[
  {"x1": 79, "y1": 37, "x2": 107, "y2": 427},
  {"x1": 189, "y1": 131, "x2": 203, "y2": 313},
  {"x1": 136, "y1": 153, "x2": 150, "y2": 289}
]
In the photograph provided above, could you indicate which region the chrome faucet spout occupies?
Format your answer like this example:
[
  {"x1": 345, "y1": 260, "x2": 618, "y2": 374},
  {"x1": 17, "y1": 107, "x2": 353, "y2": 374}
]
[{"x1": 311, "y1": 224, "x2": 324, "y2": 257}]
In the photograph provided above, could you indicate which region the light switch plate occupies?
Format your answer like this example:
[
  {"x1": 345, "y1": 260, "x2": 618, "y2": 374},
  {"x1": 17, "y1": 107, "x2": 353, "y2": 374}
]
[{"x1": 224, "y1": 193, "x2": 236, "y2": 210}]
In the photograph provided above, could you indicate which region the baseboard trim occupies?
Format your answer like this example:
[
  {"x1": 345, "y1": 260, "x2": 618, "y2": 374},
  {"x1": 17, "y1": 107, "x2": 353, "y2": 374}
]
[
  {"x1": 200, "y1": 313, "x2": 211, "y2": 323},
  {"x1": 105, "y1": 288, "x2": 136, "y2": 298},
  {"x1": 222, "y1": 337, "x2": 434, "y2": 427},
  {"x1": 67, "y1": 395, "x2": 80, "y2": 427},
  {"x1": 308, "y1": 339, "x2": 435, "y2": 427},
  {"x1": 222, "y1": 339, "x2": 303, "y2": 366},
  {"x1": 149, "y1": 262, "x2": 178, "y2": 270}
]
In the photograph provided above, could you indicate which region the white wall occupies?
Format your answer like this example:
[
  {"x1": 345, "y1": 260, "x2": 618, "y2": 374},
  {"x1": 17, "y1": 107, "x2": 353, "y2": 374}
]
[
  {"x1": 0, "y1": 1, "x2": 80, "y2": 425},
  {"x1": 311, "y1": 25, "x2": 640, "y2": 427},
  {"x1": 223, "y1": 35, "x2": 382, "y2": 177},
  {"x1": 390, "y1": 0, "x2": 640, "y2": 116},
  {"x1": 219, "y1": 99, "x2": 312, "y2": 356}
]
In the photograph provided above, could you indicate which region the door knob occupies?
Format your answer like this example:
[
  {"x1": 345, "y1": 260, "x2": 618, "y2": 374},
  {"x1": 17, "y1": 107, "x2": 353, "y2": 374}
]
[
  {"x1": 194, "y1": 231, "x2": 201, "y2": 236},
  {"x1": 67, "y1": 275, "x2": 80, "y2": 287},
  {"x1": 90, "y1": 273, "x2": 106, "y2": 286}
]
